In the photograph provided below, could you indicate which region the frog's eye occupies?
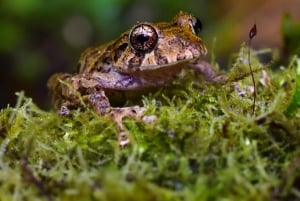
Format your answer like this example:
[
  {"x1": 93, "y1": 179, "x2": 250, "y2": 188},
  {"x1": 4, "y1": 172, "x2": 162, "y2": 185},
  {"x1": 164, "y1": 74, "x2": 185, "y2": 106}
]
[
  {"x1": 129, "y1": 24, "x2": 158, "y2": 53},
  {"x1": 191, "y1": 17, "x2": 202, "y2": 35}
]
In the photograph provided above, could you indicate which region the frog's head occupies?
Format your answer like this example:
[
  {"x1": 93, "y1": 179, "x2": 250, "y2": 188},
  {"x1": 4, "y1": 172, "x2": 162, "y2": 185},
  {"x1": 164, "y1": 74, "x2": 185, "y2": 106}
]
[{"x1": 112, "y1": 11, "x2": 207, "y2": 72}]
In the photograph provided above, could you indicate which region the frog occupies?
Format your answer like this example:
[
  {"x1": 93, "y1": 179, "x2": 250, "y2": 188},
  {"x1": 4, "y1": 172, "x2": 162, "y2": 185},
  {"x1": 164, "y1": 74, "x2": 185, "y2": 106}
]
[{"x1": 47, "y1": 11, "x2": 226, "y2": 146}]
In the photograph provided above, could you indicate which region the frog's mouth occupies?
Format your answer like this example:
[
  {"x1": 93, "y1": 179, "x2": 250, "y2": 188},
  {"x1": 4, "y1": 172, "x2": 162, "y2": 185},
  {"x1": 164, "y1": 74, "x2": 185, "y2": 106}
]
[
  {"x1": 137, "y1": 57, "x2": 198, "y2": 71},
  {"x1": 118, "y1": 56, "x2": 201, "y2": 73}
]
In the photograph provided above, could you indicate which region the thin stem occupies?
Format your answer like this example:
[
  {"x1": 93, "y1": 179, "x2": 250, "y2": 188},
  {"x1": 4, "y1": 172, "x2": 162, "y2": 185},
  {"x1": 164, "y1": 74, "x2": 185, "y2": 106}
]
[
  {"x1": 248, "y1": 38, "x2": 256, "y2": 115},
  {"x1": 248, "y1": 23, "x2": 257, "y2": 116}
]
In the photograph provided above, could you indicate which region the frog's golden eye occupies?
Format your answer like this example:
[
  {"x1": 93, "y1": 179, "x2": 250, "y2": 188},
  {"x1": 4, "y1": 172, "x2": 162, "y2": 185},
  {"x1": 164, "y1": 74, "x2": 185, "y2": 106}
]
[{"x1": 129, "y1": 24, "x2": 158, "y2": 53}]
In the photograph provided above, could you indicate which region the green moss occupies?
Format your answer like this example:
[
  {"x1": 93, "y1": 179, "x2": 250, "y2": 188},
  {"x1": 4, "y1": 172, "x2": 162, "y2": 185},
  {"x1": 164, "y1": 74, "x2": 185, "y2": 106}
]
[
  {"x1": 1, "y1": 47, "x2": 300, "y2": 201},
  {"x1": 284, "y1": 56, "x2": 300, "y2": 116}
]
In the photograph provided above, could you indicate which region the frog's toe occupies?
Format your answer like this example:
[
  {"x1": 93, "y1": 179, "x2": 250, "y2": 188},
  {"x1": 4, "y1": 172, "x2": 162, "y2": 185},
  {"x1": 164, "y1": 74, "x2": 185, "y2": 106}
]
[
  {"x1": 142, "y1": 115, "x2": 157, "y2": 123},
  {"x1": 119, "y1": 131, "x2": 130, "y2": 146},
  {"x1": 59, "y1": 105, "x2": 71, "y2": 116},
  {"x1": 127, "y1": 106, "x2": 146, "y2": 119}
]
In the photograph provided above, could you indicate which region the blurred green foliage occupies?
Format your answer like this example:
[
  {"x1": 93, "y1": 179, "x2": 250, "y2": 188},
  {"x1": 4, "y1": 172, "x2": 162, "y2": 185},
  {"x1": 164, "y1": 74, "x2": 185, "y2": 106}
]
[
  {"x1": 0, "y1": 0, "x2": 215, "y2": 53},
  {"x1": 282, "y1": 13, "x2": 300, "y2": 56}
]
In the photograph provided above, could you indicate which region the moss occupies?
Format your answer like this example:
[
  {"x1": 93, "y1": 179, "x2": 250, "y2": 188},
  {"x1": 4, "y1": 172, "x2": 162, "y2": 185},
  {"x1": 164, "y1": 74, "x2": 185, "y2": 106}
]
[{"x1": 1, "y1": 47, "x2": 300, "y2": 201}]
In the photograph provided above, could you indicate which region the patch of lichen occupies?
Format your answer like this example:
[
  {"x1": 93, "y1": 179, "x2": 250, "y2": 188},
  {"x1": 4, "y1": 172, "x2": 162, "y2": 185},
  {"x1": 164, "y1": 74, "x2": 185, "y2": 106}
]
[{"x1": 1, "y1": 47, "x2": 300, "y2": 201}]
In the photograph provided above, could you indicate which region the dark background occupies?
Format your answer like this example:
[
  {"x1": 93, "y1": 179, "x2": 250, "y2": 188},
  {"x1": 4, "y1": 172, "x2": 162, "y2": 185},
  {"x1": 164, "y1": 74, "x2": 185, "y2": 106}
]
[{"x1": 1, "y1": 0, "x2": 299, "y2": 109}]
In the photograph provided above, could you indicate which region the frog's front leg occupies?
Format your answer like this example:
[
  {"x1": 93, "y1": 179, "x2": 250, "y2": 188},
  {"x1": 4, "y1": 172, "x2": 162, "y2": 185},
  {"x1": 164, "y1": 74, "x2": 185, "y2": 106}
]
[
  {"x1": 189, "y1": 59, "x2": 228, "y2": 83},
  {"x1": 48, "y1": 73, "x2": 148, "y2": 146}
]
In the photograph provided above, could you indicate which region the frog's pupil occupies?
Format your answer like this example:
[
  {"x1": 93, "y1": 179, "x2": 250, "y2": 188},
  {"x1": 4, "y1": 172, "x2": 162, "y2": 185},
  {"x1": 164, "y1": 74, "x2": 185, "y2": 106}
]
[{"x1": 137, "y1": 34, "x2": 149, "y2": 44}]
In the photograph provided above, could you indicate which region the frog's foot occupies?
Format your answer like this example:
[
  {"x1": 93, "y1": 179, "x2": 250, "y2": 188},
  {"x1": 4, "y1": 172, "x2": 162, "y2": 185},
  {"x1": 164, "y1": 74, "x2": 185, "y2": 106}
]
[{"x1": 107, "y1": 106, "x2": 157, "y2": 146}]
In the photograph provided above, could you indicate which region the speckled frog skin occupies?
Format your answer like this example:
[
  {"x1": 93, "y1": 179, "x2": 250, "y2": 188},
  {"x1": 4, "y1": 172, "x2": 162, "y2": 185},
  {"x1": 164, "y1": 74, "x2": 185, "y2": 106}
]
[{"x1": 47, "y1": 11, "x2": 225, "y2": 145}]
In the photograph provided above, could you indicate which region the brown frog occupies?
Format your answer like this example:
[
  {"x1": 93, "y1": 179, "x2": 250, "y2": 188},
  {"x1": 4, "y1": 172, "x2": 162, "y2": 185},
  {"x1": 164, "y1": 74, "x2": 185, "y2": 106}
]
[{"x1": 47, "y1": 11, "x2": 226, "y2": 146}]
